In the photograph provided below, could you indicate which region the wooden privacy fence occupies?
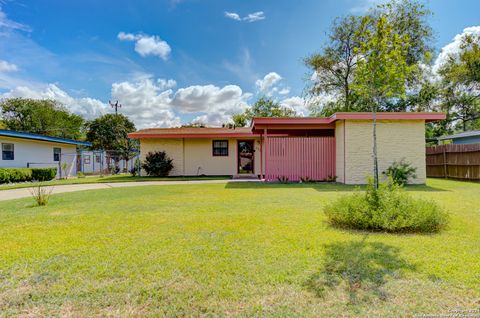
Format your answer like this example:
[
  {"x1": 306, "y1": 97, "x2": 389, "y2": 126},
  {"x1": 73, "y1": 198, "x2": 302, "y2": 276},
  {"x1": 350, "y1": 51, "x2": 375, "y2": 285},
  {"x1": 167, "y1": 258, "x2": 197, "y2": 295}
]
[
  {"x1": 426, "y1": 143, "x2": 480, "y2": 180},
  {"x1": 265, "y1": 137, "x2": 335, "y2": 182}
]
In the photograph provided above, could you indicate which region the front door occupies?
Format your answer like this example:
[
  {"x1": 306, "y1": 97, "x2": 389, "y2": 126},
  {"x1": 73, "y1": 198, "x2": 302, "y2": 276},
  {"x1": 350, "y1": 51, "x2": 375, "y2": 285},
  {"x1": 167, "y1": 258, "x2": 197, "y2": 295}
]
[{"x1": 237, "y1": 140, "x2": 254, "y2": 174}]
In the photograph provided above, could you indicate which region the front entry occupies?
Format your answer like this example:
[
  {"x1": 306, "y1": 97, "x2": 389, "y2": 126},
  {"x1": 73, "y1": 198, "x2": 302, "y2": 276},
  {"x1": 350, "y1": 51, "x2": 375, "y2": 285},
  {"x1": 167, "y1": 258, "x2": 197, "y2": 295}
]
[{"x1": 237, "y1": 140, "x2": 254, "y2": 174}]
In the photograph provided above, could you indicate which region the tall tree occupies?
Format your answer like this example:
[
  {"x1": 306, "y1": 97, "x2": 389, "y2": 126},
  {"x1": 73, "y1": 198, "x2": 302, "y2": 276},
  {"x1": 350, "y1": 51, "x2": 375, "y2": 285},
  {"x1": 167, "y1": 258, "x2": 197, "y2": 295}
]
[
  {"x1": 232, "y1": 97, "x2": 296, "y2": 127},
  {"x1": 353, "y1": 15, "x2": 417, "y2": 189},
  {"x1": 0, "y1": 98, "x2": 84, "y2": 139},
  {"x1": 305, "y1": 0, "x2": 433, "y2": 116},
  {"x1": 86, "y1": 114, "x2": 137, "y2": 168},
  {"x1": 437, "y1": 33, "x2": 480, "y2": 132},
  {"x1": 304, "y1": 15, "x2": 363, "y2": 115}
]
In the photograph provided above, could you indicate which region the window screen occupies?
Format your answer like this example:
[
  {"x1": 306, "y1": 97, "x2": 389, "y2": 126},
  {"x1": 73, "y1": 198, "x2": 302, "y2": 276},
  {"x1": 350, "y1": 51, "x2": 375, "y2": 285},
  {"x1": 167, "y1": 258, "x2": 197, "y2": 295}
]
[
  {"x1": 53, "y1": 147, "x2": 61, "y2": 162},
  {"x1": 2, "y1": 143, "x2": 14, "y2": 160},
  {"x1": 212, "y1": 140, "x2": 228, "y2": 156}
]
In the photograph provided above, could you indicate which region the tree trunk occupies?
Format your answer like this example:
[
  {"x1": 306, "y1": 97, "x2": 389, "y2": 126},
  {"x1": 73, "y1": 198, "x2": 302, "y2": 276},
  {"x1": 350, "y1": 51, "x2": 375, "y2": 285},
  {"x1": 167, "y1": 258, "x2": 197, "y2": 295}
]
[{"x1": 372, "y1": 104, "x2": 379, "y2": 190}]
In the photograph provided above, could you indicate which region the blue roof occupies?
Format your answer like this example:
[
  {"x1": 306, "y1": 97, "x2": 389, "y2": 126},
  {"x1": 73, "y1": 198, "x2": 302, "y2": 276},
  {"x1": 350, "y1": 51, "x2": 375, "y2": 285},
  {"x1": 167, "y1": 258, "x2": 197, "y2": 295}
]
[
  {"x1": 0, "y1": 129, "x2": 92, "y2": 147},
  {"x1": 438, "y1": 130, "x2": 480, "y2": 141}
]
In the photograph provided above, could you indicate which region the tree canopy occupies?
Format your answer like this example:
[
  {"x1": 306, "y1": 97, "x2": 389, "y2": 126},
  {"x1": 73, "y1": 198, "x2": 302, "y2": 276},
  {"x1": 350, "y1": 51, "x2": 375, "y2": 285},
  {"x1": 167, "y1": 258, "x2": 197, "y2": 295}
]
[
  {"x1": 0, "y1": 98, "x2": 84, "y2": 140},
  {"x1": 232, "y1": 97, "x2": 296, "y2": 127},
  {"x1": 305, "y1": 0, "x2": 433, "y2": 116},
  {"x1": 85, "y1": 114, "x2": 137, "y2": 161}
]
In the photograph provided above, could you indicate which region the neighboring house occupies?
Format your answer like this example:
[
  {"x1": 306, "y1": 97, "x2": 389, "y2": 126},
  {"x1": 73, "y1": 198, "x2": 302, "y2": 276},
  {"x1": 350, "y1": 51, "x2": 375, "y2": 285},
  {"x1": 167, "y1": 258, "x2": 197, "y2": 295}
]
[
  {"x1": 437, "y1": 130, "x2": 480, "y2": 145},
  {"x1": 128, "y1": 112, "x2": 446, "y2": 184},
  {"x1": 77, "y1": 150, "x2": 137, "y2": 174},
  {"x1": 0, "y1": 129, "x2": 91, "y2": 177}
]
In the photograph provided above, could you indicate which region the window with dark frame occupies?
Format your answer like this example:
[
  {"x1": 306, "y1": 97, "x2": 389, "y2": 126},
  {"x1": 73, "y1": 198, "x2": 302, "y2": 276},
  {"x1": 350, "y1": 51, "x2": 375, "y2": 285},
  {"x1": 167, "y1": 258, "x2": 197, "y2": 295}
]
[
  {"x1": 53, "y1": 147, "x2": 61, "y2": 162},
  {"x1": 2, "y1": 143, "x2": 14, "y2": 160},
  {"x1": 212, "y1": 140, "x2": 228, "y2": 156}
]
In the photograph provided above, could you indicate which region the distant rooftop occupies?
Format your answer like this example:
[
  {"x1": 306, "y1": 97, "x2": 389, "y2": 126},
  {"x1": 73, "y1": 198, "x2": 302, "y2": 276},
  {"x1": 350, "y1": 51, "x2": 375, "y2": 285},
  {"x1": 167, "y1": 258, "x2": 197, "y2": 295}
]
[
  {"x1": 437, "y1": 130, "x2": 480, "y2": 141},
  {"x1": 0, "y1": 129, "x2": 92, "y2": 146}
]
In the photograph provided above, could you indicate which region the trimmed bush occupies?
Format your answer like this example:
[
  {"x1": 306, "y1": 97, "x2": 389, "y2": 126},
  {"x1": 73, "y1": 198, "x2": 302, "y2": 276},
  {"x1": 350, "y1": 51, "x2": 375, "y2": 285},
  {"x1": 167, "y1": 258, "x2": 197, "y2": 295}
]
[
  {"x1": 0, "y1": 167, "x2": 57, "y2": 183},
  {"x1": 141, "y1": 151, "x2": 174, "y2": 177},
  {"x1": 31, "y1": 168, "x2": 57, "y2": 181},
  {"x1": 324, "y1": 179, "x2": 449, "y2": 233},
  {"x1": 0, "y1": 168, "x2": 33, "y2": 184}
]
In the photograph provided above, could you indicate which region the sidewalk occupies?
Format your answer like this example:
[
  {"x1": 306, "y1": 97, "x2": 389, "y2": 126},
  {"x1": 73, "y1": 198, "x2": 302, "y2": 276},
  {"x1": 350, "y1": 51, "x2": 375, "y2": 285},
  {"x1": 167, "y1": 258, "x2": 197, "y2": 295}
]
[{"x1": 0, "y1": 179, "x2": 260, "y2": 202}]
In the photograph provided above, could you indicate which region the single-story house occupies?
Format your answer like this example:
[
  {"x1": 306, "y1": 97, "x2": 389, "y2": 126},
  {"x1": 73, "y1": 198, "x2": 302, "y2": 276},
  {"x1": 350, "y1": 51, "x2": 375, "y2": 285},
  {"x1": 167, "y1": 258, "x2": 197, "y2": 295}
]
[
  {"x1": 0, "y1": 129, "x2": 91, "y2": 177},
  {"x1": 129, "y1": 112, "x2": 446, "y2": 184},
  {"x1": 437, "y1": 130, "x2": 480, "y2": 145}
]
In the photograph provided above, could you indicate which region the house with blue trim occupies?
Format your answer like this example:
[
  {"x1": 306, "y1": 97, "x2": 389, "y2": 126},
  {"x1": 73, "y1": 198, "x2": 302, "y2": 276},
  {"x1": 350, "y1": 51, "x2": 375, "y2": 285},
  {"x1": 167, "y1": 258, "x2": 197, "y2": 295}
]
[
  {"x1": 438, "y1": 130, "x2": 480, "y2": 145},
  {"x1": 0, "y1": 129, "x2": 91, "y2": 177}
]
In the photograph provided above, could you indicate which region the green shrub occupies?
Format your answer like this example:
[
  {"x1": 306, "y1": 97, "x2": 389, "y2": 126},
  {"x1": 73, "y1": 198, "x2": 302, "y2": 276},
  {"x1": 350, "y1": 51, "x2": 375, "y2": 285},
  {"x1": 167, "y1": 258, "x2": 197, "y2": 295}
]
[
  {"x1": 0, "y1": 168, "x2": 33, "y2": 183},
  {"x1": 31, "y1": 168, "x2": 57, "y2": 181},
  {"x1": 141, "y1": 151, "x2": 174, "y2": 177},
  {"x1": 324, "y1": 179, "x2": 449, "y2": 233},
  {"x1": 77, "y1": 172, "x2": 86, "y2": 178},
  {"x1": 382, "y1": 159, "x2": 417, "y2": 186}
]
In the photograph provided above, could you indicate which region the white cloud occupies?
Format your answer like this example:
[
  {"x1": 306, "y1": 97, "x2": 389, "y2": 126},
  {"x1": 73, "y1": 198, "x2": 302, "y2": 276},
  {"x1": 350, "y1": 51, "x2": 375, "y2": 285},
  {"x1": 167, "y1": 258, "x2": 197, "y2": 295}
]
[
  {"x1": 243, "y1": 11, "x2": 265, "y2": 23},
  {"x1": 224, "y1": 11, "x2": 241, "y2": 21},
  {"x1": 0, "y1": 60, "x2": 17, "y2": 72},
  {"x1": 433, "y1": 26, "x2": 480, "y2": 72},
  {"x1": 280, "y1": 96, "x2": 309, "y2": 116},
  {"x1": 112, "y1": 78, "x2": 251, "y2": 127},
  {"x1": 172, "y1": 84, "x2": 251, "y2": 126},
  {"x1": 278, "y1": 87, "x2": 290, "y2": 95},
  {"x1": 1, "y1": 84, "x2": 108, "y2": 119},
  {"x1": 255, "y1": 72, "x2": 283, "y2": 95},
  {"x1": 224, "y1": 11, "x2": 266, "y2": 23},
  {"x1": 1, "y1": 76, "x2": 253, "y2": 128},
  {"x1": 0, "y1": 7, "x2": 31, "y2": 32},
  {"x1": 117, "y1": 32, "x2": 171, "y2": 60},
  {"x1": 111, "y1": 78, "x2": 180, "y2": 128}
]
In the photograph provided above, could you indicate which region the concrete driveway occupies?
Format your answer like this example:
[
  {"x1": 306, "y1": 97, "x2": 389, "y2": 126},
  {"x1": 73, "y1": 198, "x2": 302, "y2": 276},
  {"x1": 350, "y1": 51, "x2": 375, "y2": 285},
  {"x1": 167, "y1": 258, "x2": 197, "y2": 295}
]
[{"x1": 0, "y1": 179, "x2": 259, "y2": 202}]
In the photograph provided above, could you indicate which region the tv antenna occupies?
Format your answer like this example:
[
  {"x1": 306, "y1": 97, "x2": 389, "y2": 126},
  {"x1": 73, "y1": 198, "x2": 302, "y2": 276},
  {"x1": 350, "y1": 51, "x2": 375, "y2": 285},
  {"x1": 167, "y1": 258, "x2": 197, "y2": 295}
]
[{"x1": 109, "y1": 100, "x2": 122, "y2": 115}]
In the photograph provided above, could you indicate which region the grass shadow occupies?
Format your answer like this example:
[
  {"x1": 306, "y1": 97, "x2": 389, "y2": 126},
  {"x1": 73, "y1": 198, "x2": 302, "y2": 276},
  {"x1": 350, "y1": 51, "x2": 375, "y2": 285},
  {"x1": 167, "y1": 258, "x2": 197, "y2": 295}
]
[
  {"x1": 224, "y1": 182, "x2": 358, "y2": 192},
  {"x1": 224, "y1": 182, "x2": 448, "y2": 192},
  {"x1": 304, "y1": 236, "x2": 415, "y2": 305}
]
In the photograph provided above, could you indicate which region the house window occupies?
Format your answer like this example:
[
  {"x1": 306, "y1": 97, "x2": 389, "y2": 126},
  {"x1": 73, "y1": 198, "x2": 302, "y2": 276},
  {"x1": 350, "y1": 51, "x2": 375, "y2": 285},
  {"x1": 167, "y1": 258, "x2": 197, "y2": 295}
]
[
  {"x1": 84, "y1": 155, "x2": 91, "y2": 164},
  {"x1": 95, "y1": 155, "x2": 101, "y2": 163},
  {"x1": 212, "y1": 140, "x2": 228, "y2": 156},
  {"x1": 2, "y1": 143, "x2": 14, "y2": 160},
  {"x1": 53, "y1": 147, "x2": 61, "y2": 162}
]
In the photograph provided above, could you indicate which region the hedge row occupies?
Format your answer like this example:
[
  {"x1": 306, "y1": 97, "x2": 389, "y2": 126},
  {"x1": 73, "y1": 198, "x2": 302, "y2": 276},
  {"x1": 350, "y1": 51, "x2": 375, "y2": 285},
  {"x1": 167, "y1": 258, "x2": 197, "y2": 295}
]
[{"x1": 0, "y1": 167, "x2": 57, "y2": 184}]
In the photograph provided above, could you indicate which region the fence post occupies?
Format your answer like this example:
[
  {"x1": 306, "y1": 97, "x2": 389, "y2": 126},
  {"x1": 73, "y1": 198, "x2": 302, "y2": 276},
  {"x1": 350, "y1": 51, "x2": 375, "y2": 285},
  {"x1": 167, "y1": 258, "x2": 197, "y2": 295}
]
[{"x1": 442, "y1": 145, "x2": 448, "y2": 179}]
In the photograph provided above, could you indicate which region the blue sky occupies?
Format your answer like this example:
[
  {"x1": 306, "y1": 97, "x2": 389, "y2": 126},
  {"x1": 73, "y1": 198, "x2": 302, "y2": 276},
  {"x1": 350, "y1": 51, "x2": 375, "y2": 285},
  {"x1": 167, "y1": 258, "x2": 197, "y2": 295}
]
[{"x1": 0, "y1": 0, "x2": 479, "y2": 128}]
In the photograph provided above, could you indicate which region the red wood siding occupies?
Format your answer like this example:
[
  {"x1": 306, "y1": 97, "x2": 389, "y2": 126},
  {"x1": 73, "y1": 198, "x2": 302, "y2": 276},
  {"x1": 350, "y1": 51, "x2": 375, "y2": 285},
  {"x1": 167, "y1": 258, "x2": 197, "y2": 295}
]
[{"x1": 265, "y1": 137, "x2": 336, "y2": 181}]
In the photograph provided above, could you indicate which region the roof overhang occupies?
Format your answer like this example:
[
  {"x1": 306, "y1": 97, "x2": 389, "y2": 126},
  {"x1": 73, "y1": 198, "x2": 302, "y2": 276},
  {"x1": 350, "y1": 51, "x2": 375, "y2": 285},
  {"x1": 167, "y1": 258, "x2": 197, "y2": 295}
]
[
  {"x1": 330, "y1": 112, "x2": 446, "y2": 122},
  {"x1": 0, "y1": 129, "x2": 92, "y2": 146},
  {"x1": 127, "y1": 132, "x2": 259, "y2": 139}
]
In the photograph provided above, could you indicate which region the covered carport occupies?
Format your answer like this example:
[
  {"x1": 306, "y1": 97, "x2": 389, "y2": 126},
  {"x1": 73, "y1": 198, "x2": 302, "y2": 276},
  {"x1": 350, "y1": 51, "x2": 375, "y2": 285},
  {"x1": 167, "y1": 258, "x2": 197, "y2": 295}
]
[{"x1": 251, "y1": 118, "x2": 336, "y2": 182}]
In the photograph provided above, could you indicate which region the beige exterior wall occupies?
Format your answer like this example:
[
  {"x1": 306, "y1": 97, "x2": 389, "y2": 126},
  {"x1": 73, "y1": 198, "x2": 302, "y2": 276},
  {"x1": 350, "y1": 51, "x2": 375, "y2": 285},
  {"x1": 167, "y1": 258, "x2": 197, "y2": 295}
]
[
  {"x1": 335, "y1": 120, "x2": 345, "y2": 183},
  {"x1": 337, "y1": 120, "x2": 426, "y2": 184},
  {"x1": 139, "y1": 137, "x2": 262, "y2": 176}
]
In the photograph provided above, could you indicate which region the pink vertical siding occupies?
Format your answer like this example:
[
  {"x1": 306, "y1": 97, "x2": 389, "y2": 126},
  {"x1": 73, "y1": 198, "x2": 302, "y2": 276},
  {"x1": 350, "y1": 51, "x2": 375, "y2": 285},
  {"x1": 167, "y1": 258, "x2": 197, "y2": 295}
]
[{"x1": 265, "y1": 137, "x2": 336, "y2": 182}]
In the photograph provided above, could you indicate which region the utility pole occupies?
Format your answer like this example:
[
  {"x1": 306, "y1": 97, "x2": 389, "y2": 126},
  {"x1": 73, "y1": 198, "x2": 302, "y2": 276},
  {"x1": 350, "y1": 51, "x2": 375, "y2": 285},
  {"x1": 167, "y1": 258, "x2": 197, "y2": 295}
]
[{"x1": 109, "y1": 100, "x2": 122, "y2": 115}]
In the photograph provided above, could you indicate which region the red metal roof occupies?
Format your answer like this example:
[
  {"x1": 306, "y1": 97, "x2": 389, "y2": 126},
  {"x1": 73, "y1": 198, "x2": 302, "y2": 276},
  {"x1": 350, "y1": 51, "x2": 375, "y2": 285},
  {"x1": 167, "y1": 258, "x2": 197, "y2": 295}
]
[{"x1": 128, "y1": 112, "x2": 446, "y2": 139}]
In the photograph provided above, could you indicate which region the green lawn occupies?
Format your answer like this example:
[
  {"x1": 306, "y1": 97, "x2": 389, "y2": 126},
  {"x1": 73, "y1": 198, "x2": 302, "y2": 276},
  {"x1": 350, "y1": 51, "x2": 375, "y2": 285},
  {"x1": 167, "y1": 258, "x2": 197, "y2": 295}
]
[
  {"x1": 0, "y1": 179, "x2": 479, "y2": 317},
  {"x1": 0, "y1": 174, "x2": 231, "y2": 190}
]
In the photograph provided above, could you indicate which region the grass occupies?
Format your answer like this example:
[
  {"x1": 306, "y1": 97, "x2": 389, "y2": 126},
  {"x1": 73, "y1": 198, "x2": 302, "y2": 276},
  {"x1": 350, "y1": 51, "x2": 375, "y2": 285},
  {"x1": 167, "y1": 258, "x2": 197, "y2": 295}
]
[
  {"x1": 0, "y1": 179, "x2": 479, "y2": 317},
  {"x1": 0, "y1": 174, "x2": 231, "y2": 190}
]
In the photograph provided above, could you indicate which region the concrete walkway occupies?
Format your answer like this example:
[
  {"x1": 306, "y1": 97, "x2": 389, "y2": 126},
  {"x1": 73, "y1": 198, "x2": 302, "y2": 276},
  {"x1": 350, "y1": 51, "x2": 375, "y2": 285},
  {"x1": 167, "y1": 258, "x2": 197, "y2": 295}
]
[{"x1": 0, "y1": 179, "x2": 260, "y2": 202}]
